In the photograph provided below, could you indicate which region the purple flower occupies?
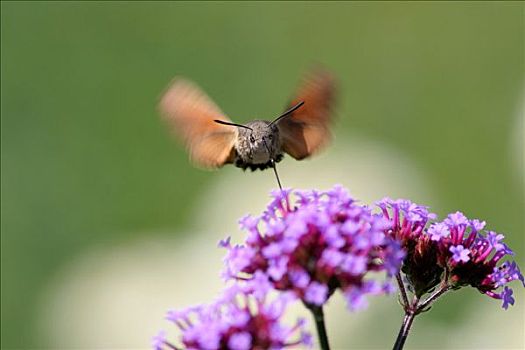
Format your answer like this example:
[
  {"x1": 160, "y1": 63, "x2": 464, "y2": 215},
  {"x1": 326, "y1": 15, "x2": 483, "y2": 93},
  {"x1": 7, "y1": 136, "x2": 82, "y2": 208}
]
[
  {"x1": 470, "y1": 219, "x2": 486, "y2": 232},
  {"x1": 156, "y1": 283, "x2": 310, "y2": 350},
  {"x1": 377, "y1": 198, "x2": 443, "y2": 296},
  {"x1": 239, "y1": 214, "x2": 259, "y2": 231},
  {"x1": 379, "y1": 199, "x2": 524, "y2": 308},
  {"x1": 375, "y1": 198, "x2": 435, "y2": 242},
  {"x1": 268, "y1": 256, "x2": 289, "y2": 280},
  {"x1": 341, "y1": 254, "x2": 368, "y2": 275},
  {"x1": 382, "y1": 240, "x2": 406, "y2": 276},
  {"x1": 151, "y1": 330, "x2": 167, "y2": 350},
  {"x1": 304, "y1": 282, "x2": 328, "y2": 306},
  {"x1": 450, "y1": 245, "x2": 470, "y2": 263},
  {"x1": 218, "y1": 236, "x2": 231, "y2": 248},
  {"x1": 489, "y1": 266, "x2": 507, "y2": 288},
  {"x1": 509, "y1": 262, "x2": 525, "y2": 286},
  {"x1": 344, "y1": 288, "x2": 368, "y2": 311},
  {"x1": 289, "y1": 268, "x2": 310, "y2": 288},
  {"x1": 300, "y1": 326, "x2": 313, "y2": 348},
  {"x1": 501, "y1": 286, "x2": 515, "y2": 310},
  {"x1": 445, "y1": 211, "x2": 469, "y2": 226},
  {"x1": 488, "y1": 262, "x2": 525, "y2": 289},
  {"x1": 228, "y1": 332, "x2": 252, "y2": 350},
  {"x1": 486, "y1": 231, "x2": 505, "y2": 251},
  {"x1": 428, "y1": 222, "x2": 450, "y2": 241},
  {"x1": 436, "y1": 214, "x2": 523, "y2": 308},
  {"x1": 222, "y1": 186, "x2": 404, "y2": 310}
]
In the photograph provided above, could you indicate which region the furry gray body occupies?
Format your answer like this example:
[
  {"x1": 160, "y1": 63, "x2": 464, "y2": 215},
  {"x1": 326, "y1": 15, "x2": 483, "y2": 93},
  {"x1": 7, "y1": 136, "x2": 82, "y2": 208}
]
[{"x1": 234, "y1": 120, "x2": 283, "y2": 171}]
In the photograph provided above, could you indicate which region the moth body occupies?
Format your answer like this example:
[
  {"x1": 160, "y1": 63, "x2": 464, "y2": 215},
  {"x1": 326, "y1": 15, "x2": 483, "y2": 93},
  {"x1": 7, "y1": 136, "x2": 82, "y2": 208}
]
[{"x1": 234, "y1": 120, "x2": 283, "y2": 171}]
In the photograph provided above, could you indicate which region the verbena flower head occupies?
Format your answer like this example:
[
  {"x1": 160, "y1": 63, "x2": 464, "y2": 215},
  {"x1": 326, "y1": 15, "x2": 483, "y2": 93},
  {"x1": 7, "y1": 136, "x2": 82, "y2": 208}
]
[
  {"x1": 221, "y1": 186, "x2": 405, "y2": 311},
  {"x1": 432, "y1": 212, "x2": 524, "y2": 309},
  {"x1": 378, "y1": 199, "x2": 524, "y2": 309},
  {"x1": 154, "y1": 279, "x2": 311, "y2": 350},
  {"x1": 377, "y1": 198, "x2": 442, "y2": 297}
]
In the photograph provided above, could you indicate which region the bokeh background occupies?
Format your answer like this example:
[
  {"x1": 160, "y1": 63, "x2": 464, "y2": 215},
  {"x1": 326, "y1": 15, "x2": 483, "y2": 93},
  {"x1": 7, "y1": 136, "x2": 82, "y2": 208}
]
[{"x1": 1, "y1": 2, "x2": 524, "y2": 349}]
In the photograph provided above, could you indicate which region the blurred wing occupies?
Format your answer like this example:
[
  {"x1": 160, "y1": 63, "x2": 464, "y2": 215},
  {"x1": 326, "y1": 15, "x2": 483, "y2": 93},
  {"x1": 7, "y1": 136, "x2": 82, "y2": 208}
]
[
  {"x1": 159, "y1": 78, "x2": 237, "y2": 168},
  {"x1": 278, "y1": 69, "x2": 336, "y2": 160}
]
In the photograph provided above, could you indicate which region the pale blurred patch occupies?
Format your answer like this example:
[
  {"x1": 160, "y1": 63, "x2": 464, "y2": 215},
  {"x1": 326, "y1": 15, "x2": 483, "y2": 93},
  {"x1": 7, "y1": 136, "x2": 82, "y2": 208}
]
[
  {"x1": 36, "y1": 234, "x2": 226, "y2": 350},
  {"x1": 37, "y1": 135, "x2": 523, "y2": 349}
]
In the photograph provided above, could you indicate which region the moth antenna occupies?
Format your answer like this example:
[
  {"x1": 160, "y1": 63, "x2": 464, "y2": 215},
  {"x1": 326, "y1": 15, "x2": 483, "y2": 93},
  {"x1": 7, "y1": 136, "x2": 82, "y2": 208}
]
[
  {"x1": 269, "y1": 101, "x2": 305, "y2": 126},
  {"x1": 214, "y1": 120, "x2": 253, "y2": 131}
]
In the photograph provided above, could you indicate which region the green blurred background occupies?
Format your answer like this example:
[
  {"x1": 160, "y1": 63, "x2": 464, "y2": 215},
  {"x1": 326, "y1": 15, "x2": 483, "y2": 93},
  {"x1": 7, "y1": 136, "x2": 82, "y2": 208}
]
[{"x1": 1, "y1": 2, "x2": 523, "y2": 349}]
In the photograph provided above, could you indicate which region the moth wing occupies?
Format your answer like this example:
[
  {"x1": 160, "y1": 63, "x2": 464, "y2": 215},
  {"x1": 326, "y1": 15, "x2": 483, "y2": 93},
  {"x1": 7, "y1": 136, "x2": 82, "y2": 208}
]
[
  {"x1": 159, "y1": 78, "x2": 238, "y2": 169},
  {"x1": 188, "y1": 131, "x2": 237, "y2": 169},
  {"x1": 278, "y1": 69, "x2": 336, "y2": 160}
]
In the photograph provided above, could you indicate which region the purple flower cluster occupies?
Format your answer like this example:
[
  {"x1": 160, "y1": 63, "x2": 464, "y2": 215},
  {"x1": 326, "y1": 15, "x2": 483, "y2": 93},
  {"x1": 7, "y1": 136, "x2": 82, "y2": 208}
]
[
  {"x1": 376, "y1": 198, "x2": 443, "y2": 296},
  {"x1": 153, "y1": 280, "x2": 311, "y2": 350},
  {"x1": 221, "y1": 186, "x2": 405, "y2": 310},
  {"x1": 154, "y1": 185, "x2": 524, "y2": 350},
  {"x1": 377, "y1": 199, "x2": 524, "y2": 309},
  {"x1": 435, "y1": 212, "x2": 524, "y2": 309}
]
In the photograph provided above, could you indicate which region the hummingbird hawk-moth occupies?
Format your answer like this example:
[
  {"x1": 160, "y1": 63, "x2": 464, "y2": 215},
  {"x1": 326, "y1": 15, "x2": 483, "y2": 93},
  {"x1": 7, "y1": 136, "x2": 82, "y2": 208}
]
[{"x1": 159, "y1": 69, "x2": 336, "y2": 188}]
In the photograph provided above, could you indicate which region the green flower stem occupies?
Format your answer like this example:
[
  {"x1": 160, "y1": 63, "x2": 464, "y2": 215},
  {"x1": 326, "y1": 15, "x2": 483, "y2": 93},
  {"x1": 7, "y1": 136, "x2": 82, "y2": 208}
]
[
  {"x1": 309, "y1": 305, "x2": 331, "y2": 350},
  {"x1": 393, "y1": 310, "x2": 416, "y2": 350},
  {"x1": 392, "y1": 283, "x2": 451, "y2": 350},
  {"x1": 396, "y1": 272, "x2": 409, "y2": 308}
]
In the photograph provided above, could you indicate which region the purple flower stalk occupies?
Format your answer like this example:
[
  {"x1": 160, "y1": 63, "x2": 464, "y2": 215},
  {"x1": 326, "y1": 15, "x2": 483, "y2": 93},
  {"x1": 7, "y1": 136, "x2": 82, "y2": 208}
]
[
  {"x1": 154, "y1": 280, "x2": 311, "y2": 350},
  {"x1": 221, "y1": 186, "x2": 405, "y2": 311}
]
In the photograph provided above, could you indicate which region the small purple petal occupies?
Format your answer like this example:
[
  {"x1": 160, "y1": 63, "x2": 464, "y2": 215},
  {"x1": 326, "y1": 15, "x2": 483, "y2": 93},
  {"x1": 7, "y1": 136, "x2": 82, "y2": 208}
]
[
  {"x1": 486, "y1": 231, "x2": 505, "y2": 251},
  {"x1": 324, "y1": 225, "x2": 346, "y2": 248},
  {"x1": 304, "y1": 282, "x2": 328, "y2": 306},
  {"x1": 268, "y1": 257, "x2": 289, "y2": 281},
  {"x1": 344, "y1": 288, "x2": 368, "y2": 311},
  {"x1": 289, "y1": 268, "x2": 311, "y2": 288},
  {"x1": 286, "y1": 218, "x2": 308, "y2": 237},
  {"x1": 247, "y1": 271, "x2": 273, "y2": 301},
  {"x1": 428, "y1": 222, "x2": 450, "y2": 241},
  {"x1": 383, "y1": 241, "x2": 405, "y2": 276},
  {"x1": 218, "y1": 236, "x2": 231, "y2": 248},
  {"x1": 501, "y1": 287, "x2": 515, "y2": 310},
  {"x1": 301, "y1": 330, "x2": 314, "y2": 348},
  {"x1": 341, "y1": 220, "x2": 360, "y2": 235},
  {"x1": 197, "y1": 328, "x2": 221, "y2": 349},
  {"x1": 262, "y1": 242, "x2": 283, "y2": 258},
  {"x1": 445, "y1": 211, "x2": 469, "y2": 227},
  {"x1": 450, "y1": 245, "x2": 470, "y2": 263},
  {"x1": 320, "y1": 249, "x2": 345, "y2": 268},
  {"x1": 151, "y1": 330, "x2": 166, "y2": 350},
  {"x1": 239, "y1": 214, "x2": 259, "y2": 231},
  {"x1": 470, "y1": 219, "x2": 486, "y2": 232},
  {"x1": 225, "y1": 246, "x2": 256, "y2": 276},
  {"x1": 228, "y1": 332, "x2": 252, "y2": 350},
  {"x1": 489, "y1": 266, "x2": 507, "y2": 288},
  {"x1": 341, "y1": 254, "x2": 368, "y2": 275}
]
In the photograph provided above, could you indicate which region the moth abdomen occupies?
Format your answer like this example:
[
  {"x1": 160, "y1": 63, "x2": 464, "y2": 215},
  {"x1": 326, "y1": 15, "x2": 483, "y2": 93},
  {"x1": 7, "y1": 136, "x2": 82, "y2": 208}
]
[{"x1": 234, "y1": 153, "x2": 284, "y2": 172}]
